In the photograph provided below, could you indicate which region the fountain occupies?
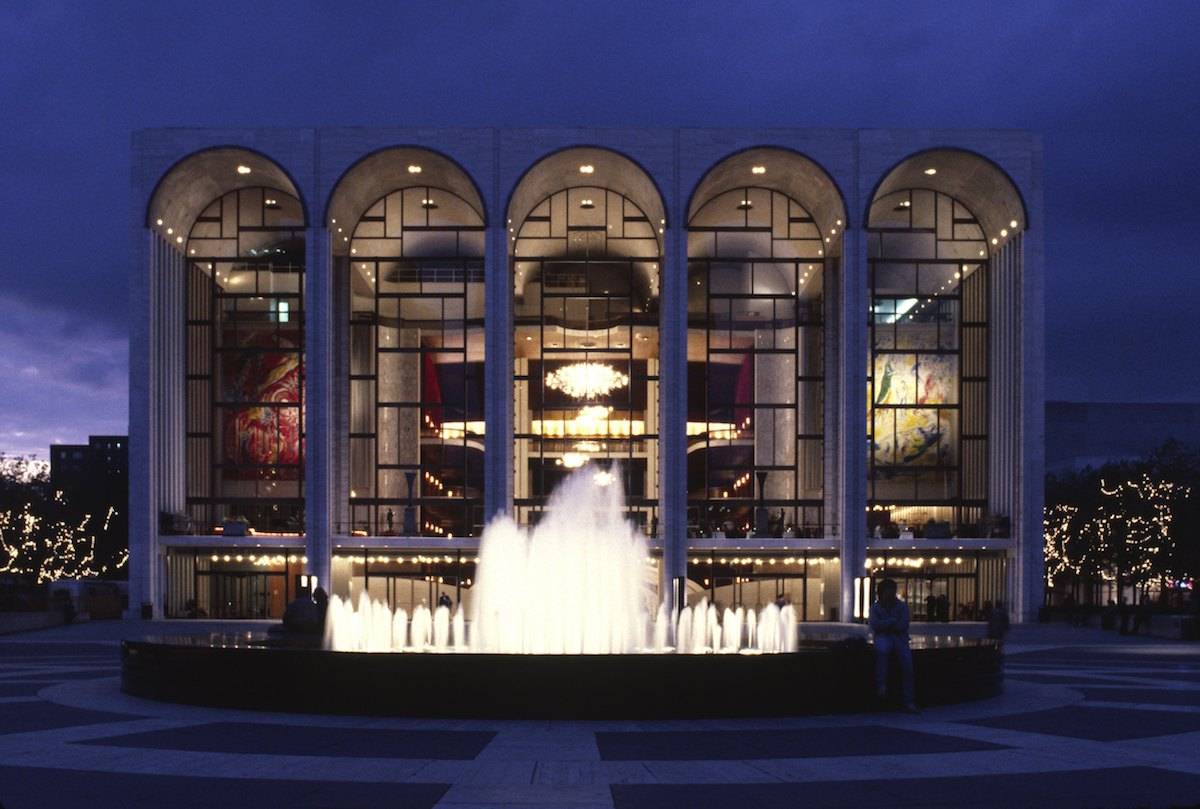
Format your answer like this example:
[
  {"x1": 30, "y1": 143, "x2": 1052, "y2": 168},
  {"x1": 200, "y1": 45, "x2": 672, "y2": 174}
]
[
  {"x1": 322, "y1": 466, "x2": 798, "y2": 655},
  {"x1": 121, "y1": 464, "x2": 1002, "y2": 718}
]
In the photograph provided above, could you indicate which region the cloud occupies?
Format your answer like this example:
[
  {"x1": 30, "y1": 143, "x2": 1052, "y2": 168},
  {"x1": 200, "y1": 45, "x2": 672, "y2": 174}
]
[{"x1": 0, "y1": 296, "x2": 126, "y2": 457}]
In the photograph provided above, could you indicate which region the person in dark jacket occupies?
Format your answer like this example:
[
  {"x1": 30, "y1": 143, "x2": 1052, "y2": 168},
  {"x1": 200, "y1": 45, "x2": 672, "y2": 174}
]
[
  {"x1": 869, "y1": 578, "x2": 916, "y2": 712},
  {"x1": 986, "y1": 600, "x2": 1010, "y2": 644}
]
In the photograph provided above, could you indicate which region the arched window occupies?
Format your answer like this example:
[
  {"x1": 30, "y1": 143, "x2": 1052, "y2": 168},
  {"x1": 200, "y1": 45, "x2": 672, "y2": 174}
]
[
  {"x1": 867, "y1": 189, "x2": 988, "y2": 533},
  {"x1": 866, "y1": 148, "x2": 1026, "y2": 540},
  {"x1": 688, "y1": 187, "x2": 828, "y2": 538},
  {"x1": 184, "y1": 187, "x2": 306, "y2": 533},
  {"x1": 332, "y1": 150, "x2": 487, "y2": 538},
  {"x1": 510, "y1": 149, "x2": 665, "y2": 532},
  {"x1": 686, "y1": 149, "x2": 844, "y2": 542}
]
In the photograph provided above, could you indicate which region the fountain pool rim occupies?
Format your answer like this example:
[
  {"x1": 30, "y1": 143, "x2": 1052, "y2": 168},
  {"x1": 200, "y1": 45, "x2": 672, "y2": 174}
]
[{"x1": 121, "y1": 634, "x2": 1002, "y2": 719}]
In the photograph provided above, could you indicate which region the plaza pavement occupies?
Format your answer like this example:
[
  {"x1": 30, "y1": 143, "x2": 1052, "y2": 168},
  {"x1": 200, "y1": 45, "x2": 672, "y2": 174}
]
[{"x1": 0, "y1": 620, "x2": 1197, "y2": 808}]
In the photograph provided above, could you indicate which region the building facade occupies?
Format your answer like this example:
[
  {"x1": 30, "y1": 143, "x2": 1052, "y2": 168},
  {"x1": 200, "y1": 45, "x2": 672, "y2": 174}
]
[{"x1": 129, "y1": 128, "x2": 1044, "y2": 623}]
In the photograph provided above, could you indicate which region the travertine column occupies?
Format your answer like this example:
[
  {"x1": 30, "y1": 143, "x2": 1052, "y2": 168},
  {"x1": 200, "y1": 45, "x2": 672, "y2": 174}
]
[
  {"x1": 305, "y1": 225, "x2": 332, "y2": 590},
  {"x1": 839, "y1": 225, "x2": 868, "y2": 622}
]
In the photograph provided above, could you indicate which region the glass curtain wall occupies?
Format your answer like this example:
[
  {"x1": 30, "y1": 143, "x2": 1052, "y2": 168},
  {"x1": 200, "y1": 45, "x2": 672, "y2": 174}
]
[
  {"x1": 345, "y1": 187, "x2": 486, "y2": 538},
  {"x1": 513, "y1": 187, "x2": 662, "y2": 532},
  {"x1": 184, "y1": 187, "x2": 305, "y2": 533},
  {"x1": 867, "y1": 189, "x2": 988, "y2": 536},
  {"x1": 687, "y1": 187, "x2": 826, "y2": 538}
]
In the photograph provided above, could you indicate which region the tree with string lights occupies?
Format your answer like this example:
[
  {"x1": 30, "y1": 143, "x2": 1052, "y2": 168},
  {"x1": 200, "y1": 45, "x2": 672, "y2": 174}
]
[{"x1": 0, "y1": 459, "x2": 128, "y2": 585}]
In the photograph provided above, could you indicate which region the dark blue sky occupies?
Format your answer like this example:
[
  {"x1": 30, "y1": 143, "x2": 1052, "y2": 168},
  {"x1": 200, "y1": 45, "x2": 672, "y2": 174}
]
[{"x1": 1, "y1": 0, "x2": 1198, "y2": 456}]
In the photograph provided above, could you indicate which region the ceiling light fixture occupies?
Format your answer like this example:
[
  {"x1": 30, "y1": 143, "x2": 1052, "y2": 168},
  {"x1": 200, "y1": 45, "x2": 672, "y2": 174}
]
[
  {"x1": 407, "y1": 164, "x2": 422, "y2": 174},
  {"x1": 421, "y1": 198, "x2": 437, "y2": 209},
  {"x1": 923, "y1": 167, "x2": 937, "y2": 175},
  {"x1": 751, "y1": 165, "x2": 766, "y2": 174},
  {"x1": 579, "y1": 198, "x2": 595, "y2": 209},
  {"x1": 236, "y1": 165, "x2": 252, "y2": 175},
  {"x1": 545, "y1": 362, "x2": 629, "y2": 399},
  {"x1": 579, "y1": 164, "x2": 594, "y2": 174},
  {"x1": 1010, "y1": 219, "x2": 1018, "y2": 229}
]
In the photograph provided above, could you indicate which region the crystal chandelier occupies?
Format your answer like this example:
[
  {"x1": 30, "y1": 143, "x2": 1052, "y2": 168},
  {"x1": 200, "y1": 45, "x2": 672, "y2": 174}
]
[{"x1": 545, "y1": 362, "x2": 629, "y2": 399}]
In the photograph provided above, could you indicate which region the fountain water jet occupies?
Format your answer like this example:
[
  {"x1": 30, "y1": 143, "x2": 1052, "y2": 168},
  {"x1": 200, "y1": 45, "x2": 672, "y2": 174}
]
[{"x1": 323, "y1": 465, "x2": 805, "y2": 655}]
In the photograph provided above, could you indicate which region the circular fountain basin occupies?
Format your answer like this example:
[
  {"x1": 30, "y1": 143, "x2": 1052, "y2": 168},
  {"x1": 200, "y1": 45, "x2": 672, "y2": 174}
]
[{"x1": 122, "y1": 634, "x2": 1000, "y2": 718}]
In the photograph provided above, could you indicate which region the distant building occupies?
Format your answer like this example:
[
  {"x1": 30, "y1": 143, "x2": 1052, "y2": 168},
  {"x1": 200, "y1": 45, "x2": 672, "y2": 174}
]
[
  {"x1": 1046, "y1": 402, "x2": 1200, "y2": 473},
  {"x1": 50, "y1": 436, "x2": 128, "y2": 492},
  {"x1": 49, "y1": 435, "x2": 129, "y2": 575}
]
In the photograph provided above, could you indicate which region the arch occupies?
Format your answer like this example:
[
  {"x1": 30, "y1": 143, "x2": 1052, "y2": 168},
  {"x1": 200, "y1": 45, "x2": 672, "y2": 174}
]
[
  {"x1": 508, "y1": 147, "x2": 666, "y2": 532},
  {"x1": 687, "y1": 147, "x2": 847, "y2": 254},
  {"x1": 338, "y1": 153, "x2": 488, "y2": 539},
  {"x1": 325, "y1": 146, "x2": 487, "y2": 258},
  {"x1": 866, "y1": 147, "x2": 1028, "y2": 244},
  {"x1": 865, "y1": 181, "x2": 992, "y2": 535},
  {"x1": 146, "y1": 146, "x2": 308, "y2": 234},
  {"x1": 686, "y1": 163, "x2": 834, "y2": 538},
  {"x1": 506, "y1": 145, "x2": 668, "y2": 246}
]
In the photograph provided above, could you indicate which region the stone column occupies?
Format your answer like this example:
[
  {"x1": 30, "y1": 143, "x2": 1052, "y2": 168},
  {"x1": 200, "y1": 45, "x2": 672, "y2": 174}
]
[
  {"x1": 660, "y1": 208, "x2": 688, "y2": 611},
  {"x1": 305, "y1": 225, "x2": 332, "y2": 591},
  {"x1": 838, "y1": 225, "x2": 868, "y2": 622},
  {"x1": 129, "y1": 228, "x2": 156, "y2": 617},
  {"x1": 484, "y1": 205, "x2": 513, "y2": 524}
]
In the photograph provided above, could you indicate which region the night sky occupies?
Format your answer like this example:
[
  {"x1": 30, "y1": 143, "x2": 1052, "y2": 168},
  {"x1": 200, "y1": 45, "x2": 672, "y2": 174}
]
[{"x1": 0, "y1": 1, "x2": 1197, "y2": 457}]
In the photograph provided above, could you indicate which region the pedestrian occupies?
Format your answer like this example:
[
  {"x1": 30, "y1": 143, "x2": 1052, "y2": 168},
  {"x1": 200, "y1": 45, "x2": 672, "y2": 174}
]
[
  {"x1": 869, "y1": 578, "x2": 917, "y2": 712},
  {"x1": 986, "y1": 600, "x2": 1010, "y2": 645}
]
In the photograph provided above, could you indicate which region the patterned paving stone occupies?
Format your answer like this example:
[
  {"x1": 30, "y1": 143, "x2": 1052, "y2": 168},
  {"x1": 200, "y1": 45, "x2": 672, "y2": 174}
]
[
  {"x1": 0, "y1": 765, "x2": 448, "y2": 809},
  {"x1": 596, "y1": 725, "x2": 1008, "y2": 761},
  {"x1": 963, "y1": 705, "x2": 1200, "y2": 741},
  {"x1": 0, "y1": 682, "x2": 47, "y2": 697},
  {"x1": 0, "y1": 662, "x2": 120, "y2": 676},
  {"x1": 1076, "y1": 687, "x2": 1200, "y2": 707},
  {"x1": 610, "y1": 766, "x2": 1200, "y2": 809},
  {"x1": 0, "y1": 701, "x2": 144, "y2": 735},
  {"x1": 1006, "y1": 672, "x2": 1140, "y2": 686},
  {"x1": 0, "y1": 642, "x2": 116, "y2": 657},
  {"x1": 1130, "y1": 671, "x2": 1200, "y2": 683},
  {"x1": 80, "y1": 721, "x2": 496, "y2": 760}
]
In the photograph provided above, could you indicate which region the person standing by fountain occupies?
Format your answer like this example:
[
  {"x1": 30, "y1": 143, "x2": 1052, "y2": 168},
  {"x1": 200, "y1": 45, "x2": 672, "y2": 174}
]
[{"x1": 869, "y1": 578, "x2": 916, "y2": 712}]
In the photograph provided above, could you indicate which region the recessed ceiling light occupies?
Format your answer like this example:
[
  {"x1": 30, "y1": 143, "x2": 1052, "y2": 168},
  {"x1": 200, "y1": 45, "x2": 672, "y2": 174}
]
[
  {"x1": 236, "y1": 165, "x2": 252, "y2": 175},
  {"x1": 579, "y1": 164, "x2": 594, "y2": 174},
  {"x1": 751, "y1": 165, "x2": 766, "y2": 174},
  {"x1": 1010, "y1": 219, "x2": 1018, "y2": 228},
  {"x1": 175, "y1": 236, "x2": 183, "y2": 244},
  {"x1": 407, "y1": 164, "x2": 422, "y2": 174},
  {"x1": 166, "y1": 227, "x2": 173, "y2": 235},
  {"x1": 923, "y1": 167, "x2": 937, "y2": 175},
  {"x1": 991, "y1": 237, "x2": 998, "y2": 245},
  {"x1": 1000, "y1": 228, "x2": 1008, "y2": 237},
  {"x1": 155, "y1": 218, "x2": 163, "y2": 226}
]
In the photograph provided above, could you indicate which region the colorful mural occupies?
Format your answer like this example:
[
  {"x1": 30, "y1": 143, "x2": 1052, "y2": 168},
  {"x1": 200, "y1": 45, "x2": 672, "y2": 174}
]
[
  {"x1": 221, "y1": 330, "x2": 302, "y2": 477},
  {"x1": 870, "y1": 353, "x2": 956, "y2": 467}
]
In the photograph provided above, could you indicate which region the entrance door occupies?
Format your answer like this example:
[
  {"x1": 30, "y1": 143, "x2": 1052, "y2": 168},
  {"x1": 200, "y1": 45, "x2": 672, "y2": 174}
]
[{"x1": 204, "y1": 572, "x2": 286, "y2": 618}]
